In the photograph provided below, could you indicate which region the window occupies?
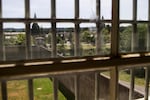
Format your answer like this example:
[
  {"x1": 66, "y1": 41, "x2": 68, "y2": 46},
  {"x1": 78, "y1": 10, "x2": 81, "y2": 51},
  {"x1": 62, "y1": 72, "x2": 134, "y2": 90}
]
[{"x1": 0, "y1": 0, "x2": 150, "y2": 61}]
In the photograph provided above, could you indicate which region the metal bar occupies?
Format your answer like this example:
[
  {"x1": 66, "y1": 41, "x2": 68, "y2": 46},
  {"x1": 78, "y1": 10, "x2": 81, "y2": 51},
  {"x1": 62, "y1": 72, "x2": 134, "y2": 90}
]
[
  {"x1": 95, "y1": 72, "x2": 99, "y2": 100},
  {"x1": 111, "y1": 0, "x2": 119, "y2": 57},
  {"x1": 144, "y1": 67, "x2": 149, "y2": 100},
  {"x1": 25, "y1": 0, "x2": 32, "y2": 59},
  {"x1": 110, "y1": 66, "x2": 118, "y2": 100},
  {"x1": 74, "y1": 75, "x2": 79, "y2": 100},
  {"x1": 74, "y1": 0, "x2": 80, "y2": 56},
  {"x1": 147, "y1": 0, "x2": 150, "y2": 51},
  {"x1": 129, "y1": 1, "x2": 137, "y2": 99},
  {"x1": 129, "y1": 68, "x2": 135, "y2": 100},
  {"x1": 28, "y1": 79, "x2": 34, "y2": 100},
  {"x1": 96, "y1": 0, "x2": 101, "y2": 55},
  {"x1": 0, "y1": 0, "x2": 5, "y2": 61},
  {"x1": 53, "y1": 77, "x2": 58, "y2": 100},
  {"x1": 1, "y1": 81, "x2": 7, "y2": 100},
  {"x1": 131, "y1": 0, "x2": 138, "y2": 52},
  {"x1": 51, "y1": 0, "x2": 57, "y2": 57},
  {"x1": 1, "y1": 56, "x2": 150, "y2": 80}
]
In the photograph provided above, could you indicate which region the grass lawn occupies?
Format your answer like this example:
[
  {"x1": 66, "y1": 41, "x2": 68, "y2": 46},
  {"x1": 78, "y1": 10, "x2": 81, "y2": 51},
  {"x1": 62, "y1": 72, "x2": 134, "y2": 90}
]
[
  {"x1": 103, "y1": 70, "x2": 145, "y2": 86},
  {"x1": 0, "y1": 78, "x2": 66, "y2": 100}
]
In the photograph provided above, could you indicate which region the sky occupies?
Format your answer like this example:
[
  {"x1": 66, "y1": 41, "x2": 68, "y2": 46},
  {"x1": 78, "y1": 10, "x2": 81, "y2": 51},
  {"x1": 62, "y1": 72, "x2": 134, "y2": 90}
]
[{"x1": 1, "y1": 0, "x2": 149, "y2": 28}]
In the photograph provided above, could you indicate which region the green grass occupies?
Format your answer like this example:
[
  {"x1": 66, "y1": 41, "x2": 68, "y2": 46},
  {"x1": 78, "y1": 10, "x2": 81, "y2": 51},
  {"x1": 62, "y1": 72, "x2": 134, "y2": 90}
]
[
  {"x1": 103, "y1": 70, "x2": 145, "y2": 86},
  {"x1": 0, "y1": 78, "x2": 66, "y2": 100}
]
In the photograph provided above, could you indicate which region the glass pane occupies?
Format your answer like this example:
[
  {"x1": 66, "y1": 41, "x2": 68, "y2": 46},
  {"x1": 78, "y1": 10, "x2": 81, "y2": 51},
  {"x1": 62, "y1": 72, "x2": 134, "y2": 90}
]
[
  {"x1": 137, "y1": 0, "x2": 148, "y2": 20},
  {"x1": 119, "y1": 24, "x2": 132, "y2": 53},
  {"x1": 2, "y1": 0, "x2": 24, "y2": 18},
  {"x1": 30, "y1": 22, "x2": 51, "y2": 59},
  {"x1": 101, "y1": 0, "x2": 112, "y2": 19},
  {"x1": 80, "y1": 0, "x2": 96, "y2": 19},
  {"x1": 3, "y1": 23, "x2": 25, "y2": 61},
  {"x1": 120, "y1": 0, "x2": 132, "y2": 20},
  {"x1": 30, "y1": 0, "x2": 51, "y2": 18},
  {"x1": 56, "y1": 0, "x2": 74, "y2": 18},
  {"x1": 100, "y1": 23, "x2": 111, "y2": 55},
  {"x1": 80, "y1": 23, "x2": 96, "y2": 56},
  {"x1": 56, "y1": 23, "x2": 74, "y2": 57},
  {"x1": 137, "y1": 24, "x2": 148, "y2": 52}
]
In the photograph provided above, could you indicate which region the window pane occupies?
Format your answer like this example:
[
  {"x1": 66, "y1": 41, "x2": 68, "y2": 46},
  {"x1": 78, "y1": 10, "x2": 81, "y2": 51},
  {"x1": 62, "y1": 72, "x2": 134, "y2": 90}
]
[
  {"x1": 80, "y1": 23, "x2": 96, "y2": 56},
  {"x1": 120, "y1": 0, "x2": 132, "y2": 20},
  {"x1": 137, "y1": 0, "x2": 148, "y2": 20},
  {"x1": 119, "y1": 24, "x2": 132, "y2": 53},
  {"x1": 56, "y1": 0, "x2": 74, "y2": 18},
  {"x1": 2, "y1": 0, "x2": 24, "y2": 18},
  {"x1": 30, "y1": 0, "x2": 51, "y2": 18},
  {"x1": 56, "y1": 23, "x2": 74, "y2": 57},
  {"x1": 3, "y1": 23, "x2": 25, "y2": 61},
  {"x1": 101, "y1": 0, "x2": 112, "y2": 19},
  {"x1": 30, "y1": 22, "x2": 51, "y2": 59},
  {"x1": 80, "y1": 0, "x2": 96, "y2": 19}
]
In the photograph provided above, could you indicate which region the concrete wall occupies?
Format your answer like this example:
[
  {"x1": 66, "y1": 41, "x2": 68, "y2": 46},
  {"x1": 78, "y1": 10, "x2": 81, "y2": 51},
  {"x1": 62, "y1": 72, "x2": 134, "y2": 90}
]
[{"x1": 58, "y1": 73, "x2": 144, "y2": 100}]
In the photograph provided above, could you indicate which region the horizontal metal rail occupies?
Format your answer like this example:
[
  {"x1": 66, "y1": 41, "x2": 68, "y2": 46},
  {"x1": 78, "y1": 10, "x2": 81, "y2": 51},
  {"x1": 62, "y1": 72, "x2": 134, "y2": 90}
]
[{"x1": 0, "y1": 54, "x2": 150, "y2": 80}]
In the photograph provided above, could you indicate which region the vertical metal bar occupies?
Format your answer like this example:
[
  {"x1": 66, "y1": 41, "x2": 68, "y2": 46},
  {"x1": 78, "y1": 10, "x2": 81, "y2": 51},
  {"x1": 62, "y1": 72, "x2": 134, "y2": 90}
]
[
  {"x1": 28, "y1": 79, "x2": 34, "y2": 100},
  {"x1": 129, "y1": 68, "x2": 135, "y2": 100},
  {"x1": 145, "y1": 67, "x2": 149, "y2": 100},
  {"x1": 0, "y1": 0, "x2": 5, "y2": 61},
  {"x1": 51, "y1": 0, "x2": 57, "y2": 57},
  {"x1": 25, "y1": 0, "x2": 32, "y2": 59},
  {"x1": 1, "y1": 81, "x2": 7, "y2": 100},
  {"x1": 147, "y1": 0, "x2": 150, "y2": 51},
  {"x1": 111, "y1": 0, "x2": 119, "y2": 57},
  {"x1": 131, "y1": 0, "x2": 138, "y2": 52},
  {"x1": 53, "y1": 77, "x2": 58, "y2": 100},
  {"x1": 51, "y1": 1, "x2": 58, "y2": 100},
  {"x1": 74, "y1": 0, "x2": 80, "y2": 56},
  {"x1": 95, "y1": 72, "x2": 99, "y2": 100},
  {"x1": 110, "y1": 67, "x2": 118, "y2": 100},
  {"x1": 129, "y1": 1, "x2": 137, "y2": 100},
  {"x1": 25, "y1": 1, "x2": 34, "y2": 100},
  {"x1": 74, "y1": 75, "x2": 79, "y2": 100},
  {"x1": 96, "y1": 0, "x2": 101, "y2": 55},
  {"x1": 145, "y1": 1, "x2": 150, "y2": 100},
  {"x1": 110, "y1": 0, "x2": 119, "y2": 99}
]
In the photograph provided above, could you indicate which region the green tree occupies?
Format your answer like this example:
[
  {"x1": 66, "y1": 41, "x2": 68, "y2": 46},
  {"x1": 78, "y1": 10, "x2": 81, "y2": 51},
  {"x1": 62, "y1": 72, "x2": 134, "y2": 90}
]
[
  {"x1": 81, "y1": 31, "x2": 95, "y2": 44},
  {"x1": 15, "y1": 34, "x2": 26, "y2": 45},
  {"x1": 119, "y1": 26, "x2": 132, "y2": 52}
]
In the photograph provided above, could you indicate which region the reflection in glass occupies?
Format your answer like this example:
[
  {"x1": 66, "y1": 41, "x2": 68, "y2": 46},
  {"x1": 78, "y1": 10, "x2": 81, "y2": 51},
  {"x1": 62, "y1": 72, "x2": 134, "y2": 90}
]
[
  {"x1": 80, "y1": 0, "x2": 96, "y2": 19},
  {"x1": 101, "y1": 0, "x2": 112, "y2": 19}
]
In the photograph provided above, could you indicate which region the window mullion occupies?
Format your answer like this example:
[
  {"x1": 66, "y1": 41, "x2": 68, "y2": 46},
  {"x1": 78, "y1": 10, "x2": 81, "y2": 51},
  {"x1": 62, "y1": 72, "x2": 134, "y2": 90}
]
[
  {"x1": 51, "y1": 0, "x2": 57, "y2": 57},
  {"x1": 96, "y1": 0, "x2": 101, "y2": 55},
  {"x1": 74, "y1": 0, "x2": 80, "y2": 56},
  {"x1": 25, "y1": 0, "x2": 32, "y2": 59},
  {"x1": 0, "y1": 0, "x2": 5, "y2": 60}
]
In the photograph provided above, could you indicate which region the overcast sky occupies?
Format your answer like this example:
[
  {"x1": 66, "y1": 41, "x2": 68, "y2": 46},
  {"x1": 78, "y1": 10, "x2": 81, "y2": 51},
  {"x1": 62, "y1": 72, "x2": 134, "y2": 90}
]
[{"x1": 2, "y1": 0, "x2": 149, "y2": 28}]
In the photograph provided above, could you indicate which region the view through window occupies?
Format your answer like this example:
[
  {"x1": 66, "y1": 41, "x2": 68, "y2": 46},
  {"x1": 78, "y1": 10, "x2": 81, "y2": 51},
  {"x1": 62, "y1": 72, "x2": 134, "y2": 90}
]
[{"x1": 0, "y1": 0, "x2": 150, "y2": 61}]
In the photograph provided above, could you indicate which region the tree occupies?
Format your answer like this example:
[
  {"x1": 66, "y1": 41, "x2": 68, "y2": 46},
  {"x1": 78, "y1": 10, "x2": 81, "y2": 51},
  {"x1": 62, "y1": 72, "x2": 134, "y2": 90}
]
[
  {"x1": 31, "y1": 23, "x2": 40, "y2": 36},
  {"x1": 15, "y1": 34, "x2": 26, "y2": 45},
  {"x1": 81, "y1": 30, "x2": 95, "y2": 44},
  {"x1": 119, "y1": 26, "x2": 132, "y2": 52}
]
